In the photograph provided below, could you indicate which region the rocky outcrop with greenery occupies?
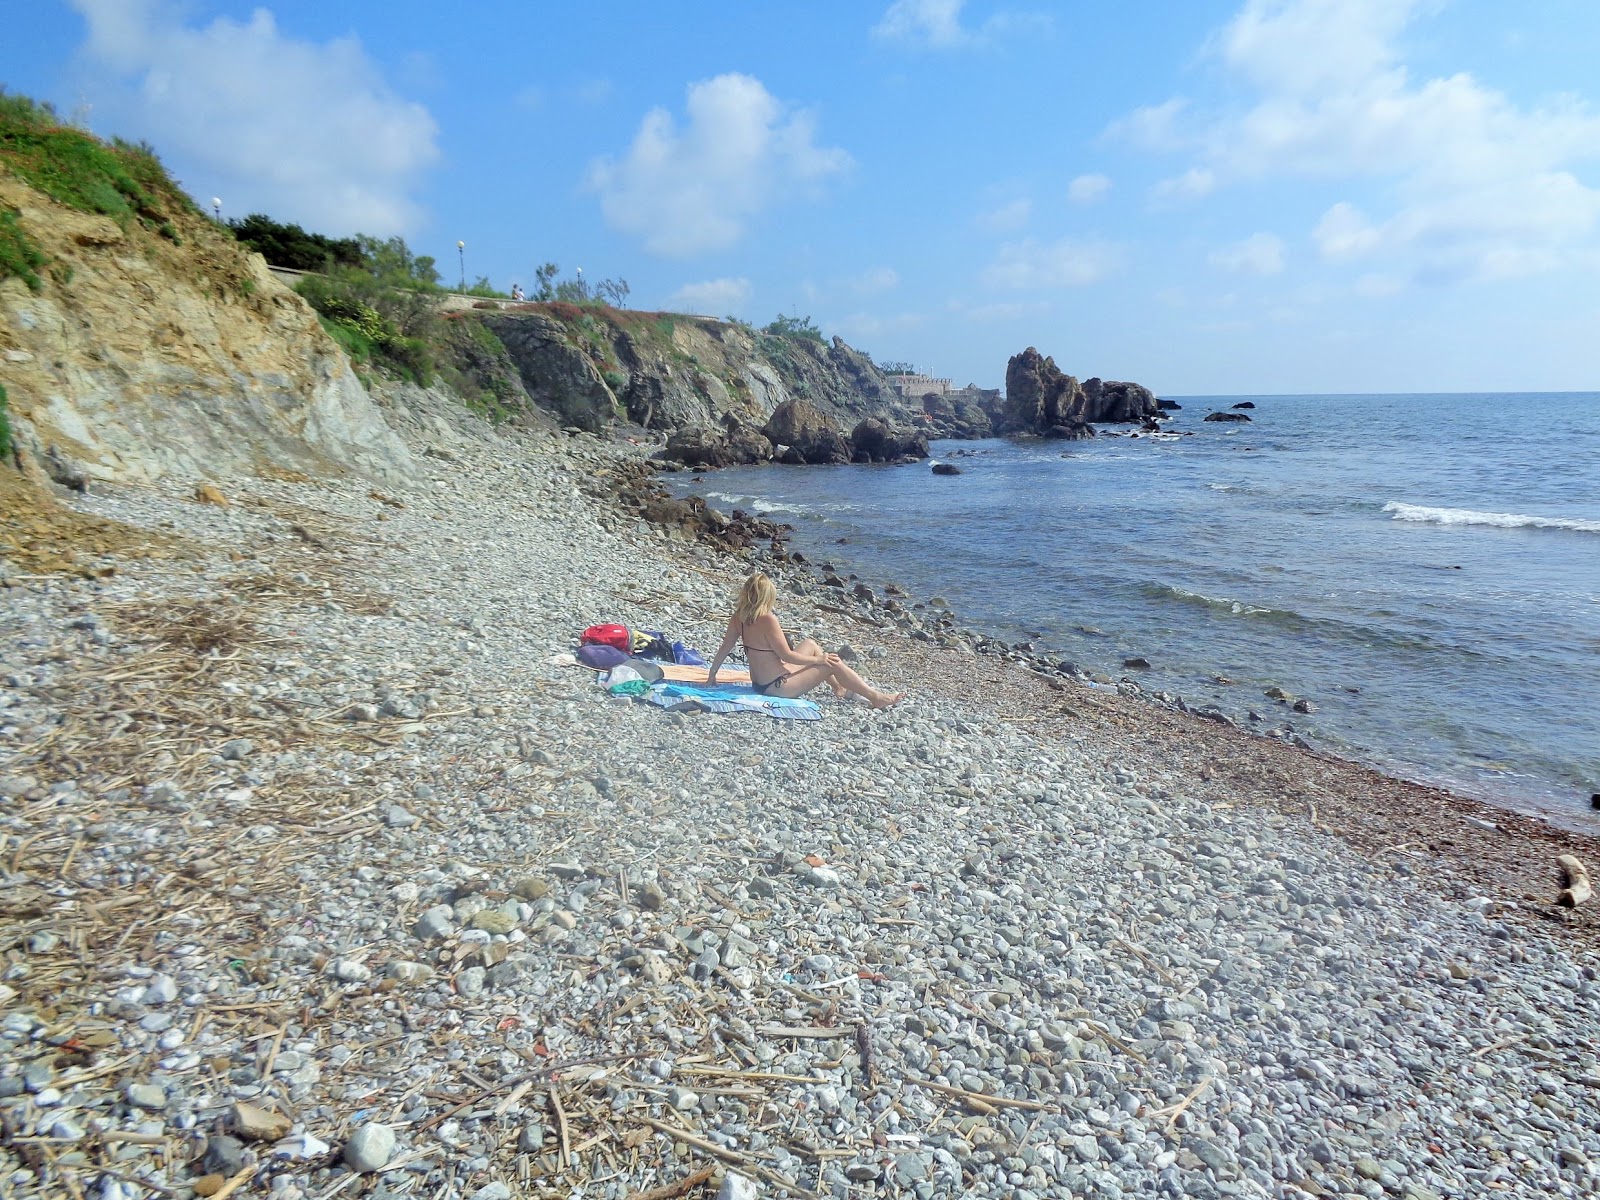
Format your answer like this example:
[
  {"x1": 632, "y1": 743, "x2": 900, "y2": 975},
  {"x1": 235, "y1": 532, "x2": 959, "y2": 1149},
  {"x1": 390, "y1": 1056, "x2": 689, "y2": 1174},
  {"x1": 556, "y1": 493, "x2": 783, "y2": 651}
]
[
  {"x1": 481, "y1": 305, "x2": 921, "y2": 460},
  {"x1": 0, "y1": 92, "x2": 413, "y2": 484}
]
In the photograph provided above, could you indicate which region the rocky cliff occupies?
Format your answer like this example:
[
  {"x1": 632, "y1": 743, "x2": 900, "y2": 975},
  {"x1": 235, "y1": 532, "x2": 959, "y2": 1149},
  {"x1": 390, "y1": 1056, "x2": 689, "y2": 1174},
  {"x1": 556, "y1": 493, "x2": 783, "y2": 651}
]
[
  {"x1": 482, "y1": 305, "x2": 919, "y2": 463},
  {"x1": 1001, "y1": 348, "x2": 1159, "y2": 438},
  {"x1": 0, "y1": 128, "x2": 412, "y2": 486}
]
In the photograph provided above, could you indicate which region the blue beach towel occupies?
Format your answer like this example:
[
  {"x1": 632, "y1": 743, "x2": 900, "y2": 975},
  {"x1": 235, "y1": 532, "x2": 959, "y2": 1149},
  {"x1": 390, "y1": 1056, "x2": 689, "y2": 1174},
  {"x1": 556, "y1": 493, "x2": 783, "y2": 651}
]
[{"x1": 642, "y1": 681, "x2": 823, "y2": 721}]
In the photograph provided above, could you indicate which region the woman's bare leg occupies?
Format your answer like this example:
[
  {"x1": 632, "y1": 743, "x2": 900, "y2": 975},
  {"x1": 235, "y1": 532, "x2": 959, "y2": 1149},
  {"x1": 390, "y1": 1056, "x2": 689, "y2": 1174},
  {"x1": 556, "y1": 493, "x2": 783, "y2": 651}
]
[
  {"x1": 773, "y1": 660, "x2": 904, "y2": 708},
  {"x1": 793, "y1": 638, "x2": 846, "y2": 697}
]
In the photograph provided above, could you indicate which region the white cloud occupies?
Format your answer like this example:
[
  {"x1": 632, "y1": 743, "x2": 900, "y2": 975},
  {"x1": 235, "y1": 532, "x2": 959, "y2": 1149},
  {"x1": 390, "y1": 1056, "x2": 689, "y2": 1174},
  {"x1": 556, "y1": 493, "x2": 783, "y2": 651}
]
[
  {"x1": 849, "y1": 266, "x2": 900, "y2": 295},
  {"x1": 871, "y1": 0, "x2": 1051, "y2": 50},
  {"x1": 589, "y1": 73, "x2": 851, "y2": 258},
  {"x1": 1312, "y1": 202, "x2": 1381, "y2": 261},
  {"x1": 1149, "y1": 167, "x2": 1216, "y2": 207},
  {"x1": 69, "y1": 0, "x2": 438, "y2": 235},
  {"x1": 1067, "y1": 173, "x2": 1111, "y2": 203},
  {"x1": 1115, "y1": 0, "x2": 1600, "y2": 281},
  {"x1": 982, "y1": 237, "x2": 1122, "y2": 289},
  {"x1": 1210, "y1": 232, "x2": 1286, "y2": 276},
  {"x1": 664, "y1": 277, "x2": 752, "y2": 315},
  {"x1": 873, "y1": 0, "x2": 967, "y2": 48},
  {"x1": 977, "y1": 197, "x2": 1032, "y2": 233}
]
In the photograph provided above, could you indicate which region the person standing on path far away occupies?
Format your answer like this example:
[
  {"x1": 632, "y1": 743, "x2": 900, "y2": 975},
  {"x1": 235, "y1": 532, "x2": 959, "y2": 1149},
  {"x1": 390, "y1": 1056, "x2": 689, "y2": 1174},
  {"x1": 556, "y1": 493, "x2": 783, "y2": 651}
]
[{"x1": 707, "y1": 573, "x2": 906, "y2": 708}]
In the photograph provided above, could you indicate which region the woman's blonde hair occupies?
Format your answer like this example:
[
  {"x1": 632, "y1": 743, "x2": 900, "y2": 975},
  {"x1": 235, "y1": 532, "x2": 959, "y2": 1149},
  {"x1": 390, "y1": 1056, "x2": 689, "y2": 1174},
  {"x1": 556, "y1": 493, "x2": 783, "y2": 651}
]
[{"x1": 733, "y1": 573, "x2": 777, "y2": 625}]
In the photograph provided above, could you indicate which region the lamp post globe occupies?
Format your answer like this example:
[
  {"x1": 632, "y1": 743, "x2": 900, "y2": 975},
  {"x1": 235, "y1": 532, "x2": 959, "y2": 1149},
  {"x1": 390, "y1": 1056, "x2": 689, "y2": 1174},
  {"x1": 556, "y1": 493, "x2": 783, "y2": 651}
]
[
  {"x1": 211, "y1": 197, "x2": 221, "y2": 221},
  {"x1": 456, "y1": 240, "x2": 465, "y2": 291}
]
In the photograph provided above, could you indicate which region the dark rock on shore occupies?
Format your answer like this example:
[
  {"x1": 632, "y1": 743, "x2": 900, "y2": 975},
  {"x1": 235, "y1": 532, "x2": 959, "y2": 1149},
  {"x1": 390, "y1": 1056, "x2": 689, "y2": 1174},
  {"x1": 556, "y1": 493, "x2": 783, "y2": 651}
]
[
  {"x1": 763, "y1": 400, "x2": 850, "y2": 465},
  {"x1": 851, "y1": 417, "x2": 929, "y2": 463},
  {"x1": 1232, "y1": 401, "x2": 1256, "y2": 409},
  {"x1": 931, "y1": 462, "x2": 962, "y2": 475},
  {"x1": 1205, "y1": 411, "x2": 1252, "y2": 423},
  {"x1": 663, "y1": 418, "x2": 773, "y2": 467},
  {"x1": 1158, "y1": 399, "x2": 1182, "y2": 411}
]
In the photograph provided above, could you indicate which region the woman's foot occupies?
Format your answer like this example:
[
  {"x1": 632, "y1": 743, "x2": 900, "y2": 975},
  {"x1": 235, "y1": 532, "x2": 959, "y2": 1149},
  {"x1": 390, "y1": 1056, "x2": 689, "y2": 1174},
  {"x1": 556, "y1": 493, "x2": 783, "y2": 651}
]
[{"x1": 869, "y1": 691, "x2": 907, "y2": 709}]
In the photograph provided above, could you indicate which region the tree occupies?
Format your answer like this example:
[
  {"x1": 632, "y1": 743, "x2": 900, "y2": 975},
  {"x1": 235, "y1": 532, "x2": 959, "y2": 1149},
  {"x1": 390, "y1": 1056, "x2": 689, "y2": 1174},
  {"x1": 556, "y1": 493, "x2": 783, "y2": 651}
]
[
  {"x1": 227, "y1": 213, "x2": 363, "y2": 272},
  {"x1": 764, "y1": 313, "x2": 825, "y2": 343},
  {"x1": 534, "y1": 262, "x2": 559, "y2": 301},
  {"x1": 596, "y1": 277, "x2": 630, "y2": 308}
]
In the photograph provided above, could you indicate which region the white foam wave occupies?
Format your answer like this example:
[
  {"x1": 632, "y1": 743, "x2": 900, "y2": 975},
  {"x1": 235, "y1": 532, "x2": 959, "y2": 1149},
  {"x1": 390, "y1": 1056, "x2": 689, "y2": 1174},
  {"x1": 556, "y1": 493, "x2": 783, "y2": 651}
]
[
  {"x1": 1167, "y1": 586, "x2": 1273, "y2": 616},
  {"x1": 1383, "y1": 502, "x2": 1600, "y2": 534}
]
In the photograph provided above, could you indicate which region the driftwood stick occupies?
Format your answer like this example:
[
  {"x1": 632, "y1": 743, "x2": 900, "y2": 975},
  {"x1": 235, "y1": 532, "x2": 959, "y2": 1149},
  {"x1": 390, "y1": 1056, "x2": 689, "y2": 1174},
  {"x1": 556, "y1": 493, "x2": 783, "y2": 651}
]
[
  {"x1": 550, "y1": 1084, "x2": 572, "y2": 1169},
  {"x1": 210, "y1": 1165, "x2": 260, "y2": 1200},
  {"x1": 1558, "y1": 854, "x2": 1593, "y2": 908},
  {"x1": 1152, "y1": 1076, "x2": 1214, "y2": 1128},
  {"x1": 622, "y1": 1164, "x2": 717, "y2": 1200},
  {"x1": 634, "y1": 1116, "x2": 819, "y2": 1200},
  {"x1": 908, "y1": 1078, "x2": 1053, "y2": 1112}
]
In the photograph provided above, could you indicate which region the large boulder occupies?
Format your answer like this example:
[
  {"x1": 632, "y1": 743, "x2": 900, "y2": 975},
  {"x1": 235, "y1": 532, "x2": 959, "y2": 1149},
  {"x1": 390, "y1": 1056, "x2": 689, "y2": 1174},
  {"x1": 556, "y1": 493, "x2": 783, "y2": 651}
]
[
  {"x1": 1081, "y1": 378, "x2": 1159, "y2": 423},
  {"x1": 663, "y1": 421, "x2": 772, "y2": 467},
  {"x1": 850, "y1": 417, "x2": 929, "y2": 463},
  {"x1": 762, "y1": 399, "x2": 850, "y2": 465}
]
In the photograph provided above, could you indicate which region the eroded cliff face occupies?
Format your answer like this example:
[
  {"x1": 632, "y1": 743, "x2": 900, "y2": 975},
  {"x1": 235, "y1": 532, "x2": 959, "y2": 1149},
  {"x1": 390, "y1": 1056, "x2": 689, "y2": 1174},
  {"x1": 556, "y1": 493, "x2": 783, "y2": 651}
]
[
  {"x1": 482, "y1": 306, "x2": 909, "y2": 440},
  {"x1": 0, "y1": 177, "x2": 413, "y2": 484}
]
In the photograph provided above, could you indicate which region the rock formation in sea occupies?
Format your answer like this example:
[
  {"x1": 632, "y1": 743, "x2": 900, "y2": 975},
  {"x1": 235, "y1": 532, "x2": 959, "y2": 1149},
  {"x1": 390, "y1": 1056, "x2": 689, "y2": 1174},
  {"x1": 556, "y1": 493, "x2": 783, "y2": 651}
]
[{"x1": 1000, "y1": 348, "x2": 1160, "y2": 438}]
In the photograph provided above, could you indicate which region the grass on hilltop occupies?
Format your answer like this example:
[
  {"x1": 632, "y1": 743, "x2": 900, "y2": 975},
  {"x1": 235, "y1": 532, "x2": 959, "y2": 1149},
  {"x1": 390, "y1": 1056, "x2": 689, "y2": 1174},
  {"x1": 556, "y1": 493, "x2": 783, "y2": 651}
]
[{"x1": 0, "y1": 90, "x2": 198, "y2": 290}]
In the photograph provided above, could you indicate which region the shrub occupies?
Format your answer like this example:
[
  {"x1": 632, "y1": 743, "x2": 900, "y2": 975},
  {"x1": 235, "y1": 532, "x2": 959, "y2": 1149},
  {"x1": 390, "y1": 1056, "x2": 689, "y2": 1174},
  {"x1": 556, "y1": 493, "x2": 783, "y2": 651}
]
[
  {"x1": 228, "y1": 212, "x2": 364, "y2": 272},
  {"x1": 0, "y1": 383, "x2": 12, "y2": 461},
  {"x1": 0, "y1": 209, "x2": 45, "y2": 291},
  {"x1": 764, "y1": 313, "x2": 825, "y2": 342}
]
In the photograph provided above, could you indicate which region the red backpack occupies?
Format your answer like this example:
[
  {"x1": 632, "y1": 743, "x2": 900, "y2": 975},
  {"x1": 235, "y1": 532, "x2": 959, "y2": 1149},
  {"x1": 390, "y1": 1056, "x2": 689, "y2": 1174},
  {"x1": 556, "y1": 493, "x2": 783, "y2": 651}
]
[{"x1": 580, "y1": 624, "x2": 632, "y2": 653}]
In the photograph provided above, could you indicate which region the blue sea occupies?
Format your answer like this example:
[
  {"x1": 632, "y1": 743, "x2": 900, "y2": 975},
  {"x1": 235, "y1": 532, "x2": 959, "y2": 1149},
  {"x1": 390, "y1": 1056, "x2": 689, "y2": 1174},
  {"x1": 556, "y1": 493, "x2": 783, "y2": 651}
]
[{"x1": 672, "y1": 392, "x2": 1600, "y2": 831}]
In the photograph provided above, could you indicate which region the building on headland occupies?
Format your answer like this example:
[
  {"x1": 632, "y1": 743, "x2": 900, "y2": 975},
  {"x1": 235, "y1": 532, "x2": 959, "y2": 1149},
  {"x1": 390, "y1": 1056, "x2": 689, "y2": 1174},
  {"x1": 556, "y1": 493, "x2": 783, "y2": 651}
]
[{"x1": 886, "y1": 372, "x2": 952, "y2": 401}]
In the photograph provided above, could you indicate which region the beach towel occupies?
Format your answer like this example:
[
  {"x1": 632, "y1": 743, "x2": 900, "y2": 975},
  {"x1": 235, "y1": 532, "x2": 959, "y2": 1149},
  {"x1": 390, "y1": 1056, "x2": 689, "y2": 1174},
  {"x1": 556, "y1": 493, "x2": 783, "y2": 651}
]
[
  {"x1": 641, "y1": 682, "x2": 822, "y2": 721},
  {"x1": 658, "y1": 663, "x2": 750, "y2": 685}
]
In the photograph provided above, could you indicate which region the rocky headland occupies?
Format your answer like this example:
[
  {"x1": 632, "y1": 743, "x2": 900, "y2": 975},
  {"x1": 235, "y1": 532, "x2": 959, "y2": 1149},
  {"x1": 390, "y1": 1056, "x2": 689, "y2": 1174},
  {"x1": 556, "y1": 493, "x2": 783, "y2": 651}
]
[{"x1": 2, "y1": 112, "x2": 1598, "y2": 1200}]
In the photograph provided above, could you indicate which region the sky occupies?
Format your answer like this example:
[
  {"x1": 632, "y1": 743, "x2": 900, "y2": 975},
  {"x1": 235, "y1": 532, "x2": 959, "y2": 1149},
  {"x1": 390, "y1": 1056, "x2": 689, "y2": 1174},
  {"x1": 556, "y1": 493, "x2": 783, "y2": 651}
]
[{"x1": 6, "y1": 0, "x2": 1600, "y2": 394}]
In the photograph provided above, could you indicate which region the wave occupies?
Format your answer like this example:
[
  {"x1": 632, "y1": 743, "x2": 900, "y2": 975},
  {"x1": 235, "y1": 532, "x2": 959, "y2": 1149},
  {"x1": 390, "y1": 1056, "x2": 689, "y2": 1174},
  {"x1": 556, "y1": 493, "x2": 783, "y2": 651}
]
[
  {"x1": 1152, "y1": 584, "x2": 1285, "y2": 619},
  {"x1": 1383, "y1": 502, "x2": 1600, "y2": 534},
  {"x1": 699, "y1": 491, "x2": 857, "y2": 518}
]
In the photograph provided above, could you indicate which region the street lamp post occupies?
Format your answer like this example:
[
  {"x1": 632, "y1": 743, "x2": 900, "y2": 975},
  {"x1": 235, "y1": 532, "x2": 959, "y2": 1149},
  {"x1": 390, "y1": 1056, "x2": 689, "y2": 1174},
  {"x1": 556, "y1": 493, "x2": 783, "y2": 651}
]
[
  {"x1": 212, "y1": 197, "x2": 221, "y2": 222},
  {"x1": 576, "y1": 266, "x2": 584, "y2": 299}
]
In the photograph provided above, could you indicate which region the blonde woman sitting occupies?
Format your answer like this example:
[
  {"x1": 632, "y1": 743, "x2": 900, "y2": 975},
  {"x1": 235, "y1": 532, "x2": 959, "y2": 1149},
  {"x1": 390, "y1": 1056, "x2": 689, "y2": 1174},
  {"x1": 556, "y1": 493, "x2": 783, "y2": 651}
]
[{"x1": 707, "y1": 573, "x2": 905, "y2": 709}]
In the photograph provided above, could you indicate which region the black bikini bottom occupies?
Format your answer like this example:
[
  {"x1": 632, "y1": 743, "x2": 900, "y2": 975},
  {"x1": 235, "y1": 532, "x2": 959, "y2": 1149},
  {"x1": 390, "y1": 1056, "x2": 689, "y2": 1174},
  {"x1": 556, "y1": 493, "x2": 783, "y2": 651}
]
[{"x1": 753, "y1": 672, "x2": 792, "y2": 695}]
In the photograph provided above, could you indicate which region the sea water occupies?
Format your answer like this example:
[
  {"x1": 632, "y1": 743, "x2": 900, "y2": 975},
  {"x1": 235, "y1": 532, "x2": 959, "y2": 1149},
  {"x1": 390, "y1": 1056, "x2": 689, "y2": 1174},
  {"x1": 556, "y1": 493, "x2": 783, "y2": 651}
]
[{"x1": 671, "y1": 392, "x2": 1600, "y2": 831}]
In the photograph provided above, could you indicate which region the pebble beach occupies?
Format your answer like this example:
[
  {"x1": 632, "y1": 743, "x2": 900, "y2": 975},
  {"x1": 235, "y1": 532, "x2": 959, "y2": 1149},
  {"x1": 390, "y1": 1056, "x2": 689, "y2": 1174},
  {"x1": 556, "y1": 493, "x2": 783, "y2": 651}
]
[{"x1": 3, "y1": 402, "x2": 1598, "y2": 1200}]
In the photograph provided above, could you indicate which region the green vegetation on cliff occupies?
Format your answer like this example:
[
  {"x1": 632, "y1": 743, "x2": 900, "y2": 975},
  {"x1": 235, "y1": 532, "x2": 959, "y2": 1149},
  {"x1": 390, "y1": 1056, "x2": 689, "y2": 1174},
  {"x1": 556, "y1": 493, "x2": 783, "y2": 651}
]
[
  {"x1": 0, "y1": 382, "x2": 13, "y2": 461},
  {"x1": 0, "y1": 91, "x2": 194, "y2": 291}
]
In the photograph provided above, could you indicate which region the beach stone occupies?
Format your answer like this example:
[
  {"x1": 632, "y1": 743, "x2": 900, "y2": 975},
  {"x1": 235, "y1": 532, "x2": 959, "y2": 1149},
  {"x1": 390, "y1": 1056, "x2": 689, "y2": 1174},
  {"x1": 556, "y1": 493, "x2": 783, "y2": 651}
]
[
  {"x1": 220, "y1": 738, "x2": 253, "y2": 760},
  {"x1": 385, "y1": 805, "x2": 418, "y2": 828},
  {"x1": 142, "y1": 974, "x2": 178, "y2": 1005},
  {"x1": 719, "y1": 1173, "x2": 760, "y2": 1200},
  {"x1": 231, "y1": 1101, "x2": 292, "y2": 1142},
  {"x1": 413, "y1": 905, "x2": 455, "y2": 939},
  {"x1": 518, "y1": 1123, "x2": 546, "y2": 1152},
  {"x1": 469, "y1": 1185, "x2": 511, "y2": 1200},
  {"x1": 203, "y1": 1135, "x2": 247, "y2": 1175},
  {"x1": 345, "y1": 1123, "x2": 397, "y2": 1172},
  {"x1": 126, "y1": 1083, "x2": 167, "y2": 1110}
]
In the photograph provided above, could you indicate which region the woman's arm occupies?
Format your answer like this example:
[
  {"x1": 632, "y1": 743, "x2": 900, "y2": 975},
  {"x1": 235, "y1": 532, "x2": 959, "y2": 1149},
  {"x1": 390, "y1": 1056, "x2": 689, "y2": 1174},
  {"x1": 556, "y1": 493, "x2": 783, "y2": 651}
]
[
  {"x1": 706, "y1": 615, "x2": 741, "y2": 682},
  {"x1": 759, "y1": 614, "x2": 826, "y2": 668}
]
